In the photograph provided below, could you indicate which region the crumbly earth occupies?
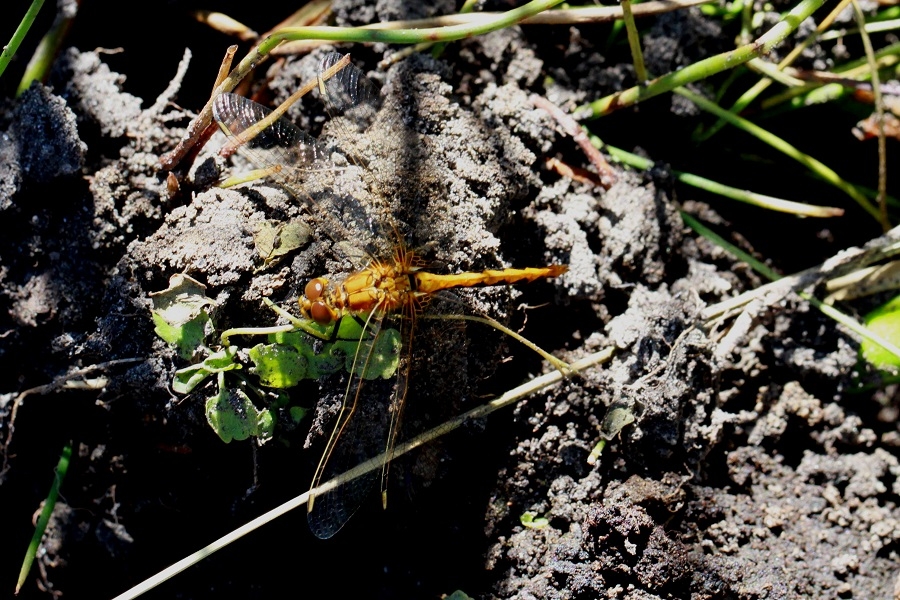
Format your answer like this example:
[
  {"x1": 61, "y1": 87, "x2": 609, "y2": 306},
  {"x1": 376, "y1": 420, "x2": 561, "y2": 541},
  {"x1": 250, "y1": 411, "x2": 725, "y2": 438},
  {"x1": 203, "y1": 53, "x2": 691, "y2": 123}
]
[{"x1": 2, "y1": 1, "x2": 899, "y2": 598}]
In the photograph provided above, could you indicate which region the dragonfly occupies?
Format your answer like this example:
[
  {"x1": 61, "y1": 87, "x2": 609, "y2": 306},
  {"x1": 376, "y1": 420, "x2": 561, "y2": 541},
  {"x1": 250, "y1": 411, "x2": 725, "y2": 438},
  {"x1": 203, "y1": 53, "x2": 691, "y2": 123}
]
[{"x1": 212, "y1": 52, "x2": 568, "y2": 539}]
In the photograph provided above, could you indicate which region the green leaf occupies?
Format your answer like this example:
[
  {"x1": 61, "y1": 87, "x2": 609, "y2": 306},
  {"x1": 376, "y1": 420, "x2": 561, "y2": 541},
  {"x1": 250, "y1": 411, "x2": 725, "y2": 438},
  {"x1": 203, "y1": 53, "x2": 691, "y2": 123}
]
[
  {"x1": 371, "y1": 327, "x2": 402, "y2": 378},
  {"x1": 332, "y1": 325, "x2": 401, "y2": 380},
  {"x1": 152, "y1": 310, "x2": 210, "y2": 360},
  {"x1": 270, "y1": 324, "x2": 401, "y2": 380},
  {"x1": 253, "y1": 219, "x2": 312, "y2": 265},
  {"x1": 289, "y1": 406, "x2": 308, "y2": 423},
  {"x1": 248, "y1": 343, "x2": 308, "y2": 388},
  {"x1": 269, "y1": 330, "x2": 343, "y2": 379},
  {"x1": 256, "y1": 409, "x2": 275, "y2": 444},
  {"x1": 173, "y1": 364, "x2": 214, "y2": 395},
  {"x1": 307, "y1": 347, "x2": 346, "y2": 378},
  {"x1": 149, "y1": 274, "x2": 215, "y2": 359},
  {"x1": 520, "y1": 511, "x2": 549, "y2": 530},
  {"x1": 203, "y1": 347, "x2": 241, "y2": 371},
  {"x1": 270, "y1": 329, "x2": 319, "y2": 349},
  {"x1": 205, "y1": 383, "x2": 259, "y2": 443},
  {"x1": 862, "y1": 295, "x2": 900, "y2": 371},
  {"x1": 172, "y1": 347, "x2": 240, "y2": 394},
  {"x1": 336, "y1": 314, "x2": 367, "y2": 339},
  {"x1": 271, "y1": 391, "x2": 291, "y2": 409},
  {"x1": 600, "y1": 404, "x2": 636, "y2": 440},
  {"x1": 272, "y1": 322, "x2": 331, "y2": 343},
  {"x1": 151, "y1": 311, "x2": 181, "y2": 345},
  {"x1": 150, "y1": 273, "x2": 214, "y2": 321}
]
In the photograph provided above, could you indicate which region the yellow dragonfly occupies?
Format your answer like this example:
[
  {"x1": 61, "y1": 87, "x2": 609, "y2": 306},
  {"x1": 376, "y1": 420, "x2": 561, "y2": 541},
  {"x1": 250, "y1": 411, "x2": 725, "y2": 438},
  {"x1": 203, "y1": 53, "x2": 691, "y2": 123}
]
[{"x1": 212, "y1": 52, "x2": 567, "y2": 538}]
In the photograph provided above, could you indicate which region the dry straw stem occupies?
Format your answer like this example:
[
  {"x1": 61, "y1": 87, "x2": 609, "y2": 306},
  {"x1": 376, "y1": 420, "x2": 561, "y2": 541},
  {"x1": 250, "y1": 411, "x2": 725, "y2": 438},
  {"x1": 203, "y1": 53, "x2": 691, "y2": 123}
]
[
  {"x1": 826, "y1": 261, "x2": 900, "y2": 303},
  {"x1": 109, "y1": 348, "x2": 613, "y2": 600},
  {"x1": 530, "y1": 94, "x2": 617, "y2": 188},
  {"x1": 850, "y1": 0, "x2": 889, "y2": 230},
  {"x1": 701, "y1": 224, "x2": 900, "y2": 322},
  {"x1": 696, "y1": 219, "x2": 900, "y2": 362},
  {"x1": 160, "y1": 0, "x2": 567, "y2": 170}
]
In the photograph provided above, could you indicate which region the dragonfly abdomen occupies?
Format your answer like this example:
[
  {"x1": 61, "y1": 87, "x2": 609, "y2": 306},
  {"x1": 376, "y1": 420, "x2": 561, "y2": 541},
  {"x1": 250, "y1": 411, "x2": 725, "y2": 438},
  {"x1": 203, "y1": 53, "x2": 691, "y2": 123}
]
[{"x1": 413, "y1": 265, "x2": 568, "y2": 294}]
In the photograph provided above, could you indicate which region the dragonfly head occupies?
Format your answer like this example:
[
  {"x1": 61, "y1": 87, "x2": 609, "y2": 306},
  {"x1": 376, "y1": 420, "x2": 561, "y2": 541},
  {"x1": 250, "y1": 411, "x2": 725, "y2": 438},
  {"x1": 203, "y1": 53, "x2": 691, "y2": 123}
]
[{"x1": 303, "y1": 277, "x2": 337, "y2": 324}]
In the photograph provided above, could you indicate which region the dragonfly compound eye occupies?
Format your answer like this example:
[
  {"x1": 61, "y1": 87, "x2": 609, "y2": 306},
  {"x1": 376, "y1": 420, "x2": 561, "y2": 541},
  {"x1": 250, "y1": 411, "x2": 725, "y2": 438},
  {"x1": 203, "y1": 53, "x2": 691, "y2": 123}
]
[
  {"x1": 305, "y1": 278, "x2": 326, "y2": 300},
  {"x1": 310, "y1": 301, "x2": 335, "y2": 324}
]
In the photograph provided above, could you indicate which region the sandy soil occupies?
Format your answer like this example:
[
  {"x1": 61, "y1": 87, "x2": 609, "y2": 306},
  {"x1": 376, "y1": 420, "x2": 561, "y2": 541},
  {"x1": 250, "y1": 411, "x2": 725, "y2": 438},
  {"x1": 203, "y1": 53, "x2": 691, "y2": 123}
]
[{"x1": 2, "y1": 0, "x2": 899, "y2": 598}]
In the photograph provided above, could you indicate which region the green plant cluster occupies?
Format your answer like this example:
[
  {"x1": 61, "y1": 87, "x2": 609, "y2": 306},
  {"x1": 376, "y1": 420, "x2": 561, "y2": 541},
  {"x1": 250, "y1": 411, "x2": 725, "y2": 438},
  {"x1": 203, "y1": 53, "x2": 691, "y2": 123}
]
[{"x1": 149, "y1": 273, "x2": 400, "y2": 444}]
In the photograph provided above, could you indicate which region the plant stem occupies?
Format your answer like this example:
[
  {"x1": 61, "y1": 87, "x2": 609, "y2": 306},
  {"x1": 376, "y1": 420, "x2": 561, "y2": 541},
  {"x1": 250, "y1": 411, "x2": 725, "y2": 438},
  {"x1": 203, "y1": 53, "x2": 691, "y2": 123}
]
[
  {"x1": 580, "y1": 0, "x2": 825, "y2": 118},
  {"x1": 0, "y1": 0, "x2": 46, "y2": 82},
  {"x1": 16, "y1": 0, "x2": 79, "y2": 96},
  {"x1": 686, "y1": 213, "x2": 900, "y2": 362}
]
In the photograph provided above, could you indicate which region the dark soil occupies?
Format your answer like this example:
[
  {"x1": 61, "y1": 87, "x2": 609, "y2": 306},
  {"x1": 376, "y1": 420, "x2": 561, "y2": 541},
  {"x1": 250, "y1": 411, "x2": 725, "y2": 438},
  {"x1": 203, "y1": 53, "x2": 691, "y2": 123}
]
[{"x1": 3, "y1": 1, "x2": 899, "y2": 598}]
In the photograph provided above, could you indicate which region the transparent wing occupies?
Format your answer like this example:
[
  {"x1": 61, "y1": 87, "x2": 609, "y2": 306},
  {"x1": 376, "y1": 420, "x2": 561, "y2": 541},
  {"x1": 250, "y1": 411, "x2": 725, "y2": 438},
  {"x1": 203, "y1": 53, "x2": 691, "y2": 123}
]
[
  {"x1": 318, "y1": 52, "x2": 381, "y2": 135},
  {"x1": 316, "y1": 52, "x2": 388, "y2": 255},
  {"x1": 212, "y1": 92, "x2": 330, "y2": 176},
  {"x1": 379, "y1": 311, "x2": 415, "y2": 505},
  {"x1": 307, "y1": 310, "x2": 408, "y2": 539},
  {"x1": 211, "y1": 52, "x2": 386, "y2": 257}
]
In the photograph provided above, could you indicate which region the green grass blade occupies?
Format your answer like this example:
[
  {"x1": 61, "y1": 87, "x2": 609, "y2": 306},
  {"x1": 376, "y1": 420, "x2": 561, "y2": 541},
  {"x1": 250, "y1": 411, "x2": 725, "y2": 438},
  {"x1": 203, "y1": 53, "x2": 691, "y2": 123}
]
[
  {"x1": 16, "y1": 443, "x2": 72, "y2": 595},
  {"x1": 620, "y1": 0, "x2": 647, "y2": 82},
  {"x1": 17, "y1": 0, "x2": 77, "y2": 96},
  {"x1": 579, "y1": 0, "x2": 825, "y2": 118},
  {"x1": 0, "y1": 0, "x2": 46, "y2": 82},
  {"x1": 675, "y1": 86, "x2": 882, "y2": 222},
  {"x1": 257, "y1": 0, "x2": 565, "y2": 52},
  {"x1": 681, "y1": 211, "x2": 781, "y2": 280},
  {"x1": 696, "y1": 0, "x2": 854, "y2": 141},
  {"x1": 597, "y1": 137, "x2": 844, "y2": 217}
]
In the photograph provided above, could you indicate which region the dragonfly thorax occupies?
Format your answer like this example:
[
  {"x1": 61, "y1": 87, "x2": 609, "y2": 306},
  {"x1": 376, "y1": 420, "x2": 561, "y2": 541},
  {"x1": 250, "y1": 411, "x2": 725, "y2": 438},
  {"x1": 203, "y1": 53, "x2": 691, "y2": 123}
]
[{"x1": 299, "y1": 259, "x2": 422, "y2": 325}]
